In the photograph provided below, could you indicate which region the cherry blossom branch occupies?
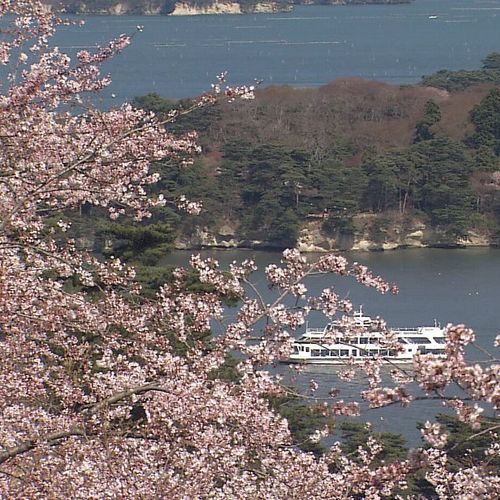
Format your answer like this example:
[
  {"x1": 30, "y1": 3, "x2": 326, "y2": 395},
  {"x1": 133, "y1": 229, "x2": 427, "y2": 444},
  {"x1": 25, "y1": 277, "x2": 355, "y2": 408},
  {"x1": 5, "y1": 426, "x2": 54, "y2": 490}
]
[
  {"x1": 84, "y1": 383, "x2": 167, "y2": 413},
  {"x1": 471, "y1": 341, "x2": 497, "y2": 361},
  {"x1": 1, "y1": 95, "x2": 218, "y2": 230},
  {"x1": 0, "y1": 383, "x2": 167, "y2": 466},
  {"x1": 0, "y1": 428, "x2": 85, "y2": 466},
  {"x1": 449, "y1": 423, "x2": 500, "y2": 450}
]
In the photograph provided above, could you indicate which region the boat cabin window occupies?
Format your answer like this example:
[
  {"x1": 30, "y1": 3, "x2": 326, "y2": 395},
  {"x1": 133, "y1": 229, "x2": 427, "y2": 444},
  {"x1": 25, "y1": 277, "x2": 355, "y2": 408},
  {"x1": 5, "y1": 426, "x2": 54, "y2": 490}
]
[
  {"x1": 407, "y1": 337, "x2": 431, "y2": 344},
  {"x1": 311, "y1": 349, "x2": 320, "y2": 357},
  {"x1": 359, "y1": 337, "x2": 368, "y2": 344},
  {"x1": 434, "y1": 338, "x2": 446, "y2": 344},
  {"x1": 352, "y1": 349, "x2": 358, "y2": 357},
  {"x1": 321, "y1": 349, "x2": 328, "y2": 357},
  {"x1": 369, "y1": 338, "x2": 379, "y2": 344},
  {"x1": 340, "y1": 349, "x2": 349, "y2": 357},
  {"x1": 330, "y1": 350, "x2": 339, "y2": 357},
  {"x1": 305, "y1": 346, "x2": 309, "y2": 352}
]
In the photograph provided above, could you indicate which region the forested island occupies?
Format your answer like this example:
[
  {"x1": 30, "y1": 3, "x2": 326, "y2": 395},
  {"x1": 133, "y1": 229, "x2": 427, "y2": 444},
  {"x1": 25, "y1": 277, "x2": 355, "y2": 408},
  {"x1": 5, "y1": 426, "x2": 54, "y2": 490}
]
[
  {"x1": 66, "y1": 54, "x2": 500, "y2": 269},
  {"x1": 41, "y1": 0, "x2": 411, "y2": 15}
]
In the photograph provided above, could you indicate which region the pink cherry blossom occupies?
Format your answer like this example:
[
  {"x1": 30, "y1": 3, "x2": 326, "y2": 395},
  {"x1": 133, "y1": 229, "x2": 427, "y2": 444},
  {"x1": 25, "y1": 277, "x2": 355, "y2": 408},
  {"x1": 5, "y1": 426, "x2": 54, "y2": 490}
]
[{"x1": 0, "y1": 3, "x2": 498, "y2": 498}]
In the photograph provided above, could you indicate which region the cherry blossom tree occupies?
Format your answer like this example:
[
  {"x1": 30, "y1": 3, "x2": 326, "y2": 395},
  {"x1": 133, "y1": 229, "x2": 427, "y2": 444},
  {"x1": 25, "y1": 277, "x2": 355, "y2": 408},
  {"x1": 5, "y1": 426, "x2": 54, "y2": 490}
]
[{"x1": 0, "y1": 2, "x2": 498, "y2": 498}]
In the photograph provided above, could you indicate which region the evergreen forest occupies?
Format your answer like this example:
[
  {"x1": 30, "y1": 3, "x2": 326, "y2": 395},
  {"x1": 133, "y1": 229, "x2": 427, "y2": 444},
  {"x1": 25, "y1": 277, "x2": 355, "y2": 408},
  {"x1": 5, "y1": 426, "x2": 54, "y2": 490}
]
[
  {"x1": 93, "y1": 54, "x2": 500, "y2": 475},
  {"x1": 65, "y1": 56, "x2": 500, "y2": 281}
]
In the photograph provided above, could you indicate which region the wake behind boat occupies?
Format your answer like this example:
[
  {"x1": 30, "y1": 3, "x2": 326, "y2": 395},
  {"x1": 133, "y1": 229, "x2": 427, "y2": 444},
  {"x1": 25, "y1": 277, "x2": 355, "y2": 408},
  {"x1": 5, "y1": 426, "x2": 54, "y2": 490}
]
[{"x1": 288, "y1": 307, "x2": 446, "y2": 364}]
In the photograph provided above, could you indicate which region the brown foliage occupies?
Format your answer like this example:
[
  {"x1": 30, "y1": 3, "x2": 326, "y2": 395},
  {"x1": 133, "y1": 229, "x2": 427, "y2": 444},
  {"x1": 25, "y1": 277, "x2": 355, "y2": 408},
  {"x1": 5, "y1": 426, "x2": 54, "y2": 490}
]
[
  {"x1": 208, "y1": 78, "x2": 494, "y2": 160},
  {"x1": 437, "y1": 84, "x2": 496, "y2": 140}
]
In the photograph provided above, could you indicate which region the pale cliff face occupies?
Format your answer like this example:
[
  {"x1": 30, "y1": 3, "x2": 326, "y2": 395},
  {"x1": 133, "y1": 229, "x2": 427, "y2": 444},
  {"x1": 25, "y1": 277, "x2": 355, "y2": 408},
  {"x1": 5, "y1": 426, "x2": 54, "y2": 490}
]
[
  {"x1": 108, "y1": 2, "x2": 164, "y2": 15},
  {"x1": 170, "y1": 1, "x2": 242, "y2": 15},
  {"x1": 253, "y1": 2, "x2": 285, "y2": 13},
  {"x1": 169, "y1": 1, "x2": 287, "y2": 15},
  {"x1": 109, "y1": 3, "x2": 127, "y2": 15},
  {"x1": 140, "y1": 2, "x2": 164, "y2": 15},
  {"x1": 42, "y1": 1, "x2": 165, "y2": 15}
]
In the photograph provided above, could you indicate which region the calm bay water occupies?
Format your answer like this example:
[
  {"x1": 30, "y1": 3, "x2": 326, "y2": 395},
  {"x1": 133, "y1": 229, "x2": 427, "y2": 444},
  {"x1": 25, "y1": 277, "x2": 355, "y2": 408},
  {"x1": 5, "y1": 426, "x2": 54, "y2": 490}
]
[
  {"x1": 164, "y1": 248, "x2": 500, "y2": 445},
  {"x1": 165, "y1": 248, "x2": 500, "y2": 343},
  {"x1": 48, "y1": 0, "x2": 500, "y2": 105}
]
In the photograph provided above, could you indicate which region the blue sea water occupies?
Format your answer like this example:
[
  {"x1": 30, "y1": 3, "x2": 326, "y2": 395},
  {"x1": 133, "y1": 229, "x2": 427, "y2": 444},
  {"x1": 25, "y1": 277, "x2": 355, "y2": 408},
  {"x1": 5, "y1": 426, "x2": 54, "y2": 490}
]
[{"x1": 46, "y1": 0, "x2": 500, "y2": 105}]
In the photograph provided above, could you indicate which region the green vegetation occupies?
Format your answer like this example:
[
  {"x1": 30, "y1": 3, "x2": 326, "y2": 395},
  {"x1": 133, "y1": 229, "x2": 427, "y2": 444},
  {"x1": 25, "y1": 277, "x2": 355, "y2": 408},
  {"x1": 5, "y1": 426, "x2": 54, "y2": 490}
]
[
  {"x1": 338, "y1": 421, "x2": 408, "y2": 466},
  {"x1": 421, "y1": 52, "x2": 500, "y2": 91},
  {"x1": 414, "y1": 99, "x2": 441, "y2": 143},
  {"x1": 128, "y1": 68, "x2": 499, "y2": 249},
  {"x1": 362, "y1": 138, "x2": 478, "y2": 236},
  {"x1": 98, "y1": 219, "x2": 176, "y2": 264},
  {"x1": 72, "y1": 58, "x2": 500, "y2": 259},
  {"x1": 468, "y1": 88, "x2": 500, "y2": 155},
  {"x1": 421, "y1": 69, "x2": 500, "y2": 92},
  {"x1": 482, "y1": 52, "x2": 500, "y2": 71},
  {"x1": 334, "y1": 415, "x2": 500, "y2": 497},
  {"x1": 46, "y1": 0, "x2": 170, "y2": 15},
  {"x1": 421, "y1": 414, "x2": 500, "y2": 470},
  {"x1": 269, "y1": 394, "x2": 333, "y2": 457}
]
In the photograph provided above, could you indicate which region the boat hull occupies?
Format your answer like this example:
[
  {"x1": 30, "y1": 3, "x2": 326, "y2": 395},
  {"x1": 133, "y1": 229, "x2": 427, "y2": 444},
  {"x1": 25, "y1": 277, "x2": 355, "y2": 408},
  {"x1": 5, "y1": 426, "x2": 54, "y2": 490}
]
[{"x1": 284, "y1": 356, "x2": 415, "y2": 365}]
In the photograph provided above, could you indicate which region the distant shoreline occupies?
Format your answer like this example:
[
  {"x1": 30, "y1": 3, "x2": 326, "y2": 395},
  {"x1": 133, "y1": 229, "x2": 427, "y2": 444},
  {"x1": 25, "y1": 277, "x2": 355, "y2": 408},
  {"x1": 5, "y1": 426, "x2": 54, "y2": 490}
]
[{"x1": 41, "y1": 1, "x2": 413, "y2": 17}]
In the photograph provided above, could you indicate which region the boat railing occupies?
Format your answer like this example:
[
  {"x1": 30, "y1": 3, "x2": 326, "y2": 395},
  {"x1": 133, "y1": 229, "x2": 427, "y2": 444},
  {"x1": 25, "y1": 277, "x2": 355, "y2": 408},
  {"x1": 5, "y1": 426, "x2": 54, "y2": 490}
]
[
  {"x1": 392, "y1": 326, "x2": 443, "y2": 333},
  {"x1": 305, "y1": 328, "x2": 327, "y2": 335}
]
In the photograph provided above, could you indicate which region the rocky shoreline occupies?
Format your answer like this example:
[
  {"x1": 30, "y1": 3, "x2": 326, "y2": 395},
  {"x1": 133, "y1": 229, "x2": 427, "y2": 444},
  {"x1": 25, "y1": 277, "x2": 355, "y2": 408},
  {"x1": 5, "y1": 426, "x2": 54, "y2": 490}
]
[
  {"x1": 169, "y1": 1, "x2": 287, "y2": 16},
  {"x1": 41, "y1": 0, "x2": 412, "y2": 16},
  {"x1": 172, "y1": 215, "x2": 498, "y2": 252}
]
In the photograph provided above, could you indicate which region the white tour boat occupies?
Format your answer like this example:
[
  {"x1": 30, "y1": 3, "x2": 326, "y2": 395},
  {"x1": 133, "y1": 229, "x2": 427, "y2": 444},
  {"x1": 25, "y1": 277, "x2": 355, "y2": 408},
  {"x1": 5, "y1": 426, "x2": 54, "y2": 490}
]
[{"x1": 288, "y1": 307, "x2": 446, "y2": 364}]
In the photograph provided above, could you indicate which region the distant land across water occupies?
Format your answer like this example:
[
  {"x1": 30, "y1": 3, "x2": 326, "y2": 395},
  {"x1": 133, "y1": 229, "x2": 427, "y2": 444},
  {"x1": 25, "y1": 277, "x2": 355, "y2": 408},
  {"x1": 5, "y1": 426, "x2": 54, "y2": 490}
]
[
  {"x1": 41, "y1": 0, "x2": 412, "y2": 17},
  {"x1": 46, "y1": 0, "x2": 500, "y2": 105}
]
